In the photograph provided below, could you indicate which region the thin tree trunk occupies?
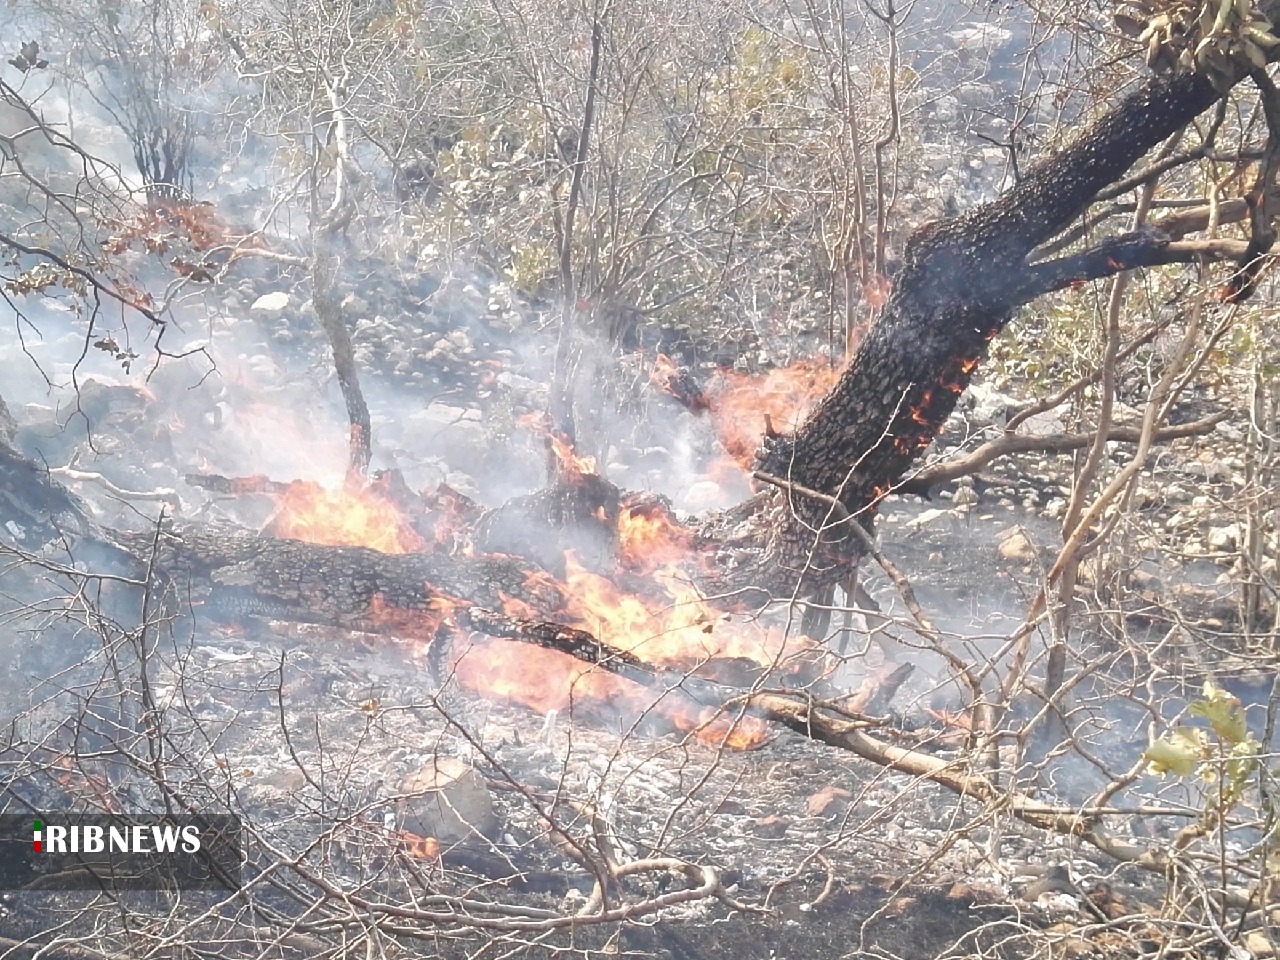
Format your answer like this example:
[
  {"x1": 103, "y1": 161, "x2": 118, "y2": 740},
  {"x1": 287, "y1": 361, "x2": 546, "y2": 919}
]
[
  {"x1": 312, "y1": 73, "x2": 372, "y2": 483},
  {"x1": 549, "y1": 10, "x2": 607, "y2": 451}
]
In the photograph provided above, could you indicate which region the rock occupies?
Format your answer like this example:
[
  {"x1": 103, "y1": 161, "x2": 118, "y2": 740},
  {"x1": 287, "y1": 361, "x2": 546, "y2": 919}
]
[
  {"x1": 953, "y1": 481, "x2": 980, "y2": 508},
  {"x1": 962, "y1": 381, "x2": 1024, "y2": 426},
  {"x1": 715, "y1": 798, "x2": 747, "y2": 816},
  {"x1": 905, "y1": 507, "x2": 950, "y2": 531},
  {"x1": 805, "y1": 786, "x2": 854, "y2": 818},
  {"x1": 1020, "y1": 410, "x2": 1065, "y2": 436},
  {"x1": 340, "y1": 294, "x2": 370, "y2": 315},
  {"x1": 1245, "y1": 930, "x2": 1278, "y2": 957},
  {"x1": 397, "y1": 756, "x2": 500, "y2": 843},
  {"x1": 947, "y1": 23, "x2": 1013, "y2": 52},
  {"x1": 997, "y1": 527, "x2": 1037, "y2": 562},
  {"x1": 946, "y1": 880, "x2": 1006, "y2": 904},
  {"x1": 1207, "y1": 524, "x2": 1240, "y2": 552},
  {"x1": 748, "y1": 815, "x2": 791, "y2": 839},
  {"x1": 251, "y1": 291, "x2": 290, "y2": 313},
  {"x1": 681, "y1": 480, "x2": 730, "y2": 512},
  {"x1": 1186, "y1": 455, "x2": 1231, "y2": 483},
  {"x1": 0, "y1": 394, "x2": 16, "y2": 441},
  {"x1": 400, "y1": 404, "x2": 489, "y2": 472}
]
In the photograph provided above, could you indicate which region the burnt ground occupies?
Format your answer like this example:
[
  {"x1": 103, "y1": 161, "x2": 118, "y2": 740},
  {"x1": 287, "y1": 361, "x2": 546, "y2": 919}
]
[
  {"x1": 0, "y1": 603, "x2": 1182, "y2": 959},
  {"x1": 0, "y1": 259, "x2": 1274, "y2": 959},
  {"x1": 0, "y1": 885, "x2": 1028, "y2": 959}
]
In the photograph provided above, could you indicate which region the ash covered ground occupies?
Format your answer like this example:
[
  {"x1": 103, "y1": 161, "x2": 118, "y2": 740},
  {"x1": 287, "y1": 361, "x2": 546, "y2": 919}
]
[{"x1": 0, "y1": 255, "x2": 1266, "y2": 959}]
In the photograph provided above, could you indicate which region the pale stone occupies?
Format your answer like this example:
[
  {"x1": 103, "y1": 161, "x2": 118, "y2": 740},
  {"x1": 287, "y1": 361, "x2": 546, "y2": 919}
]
[
  {"x1": 806, "y1": 786, "x2": 854, "y2": 818},
  {"x1": 1245, "y1": 930, "x2": 1278, "y2": 958},
  {"x1": 1207, "y1": 524, "x2": 1240, "y2": 552},
  {"x1": 398, "y1": 756, "x2": 499, "y2": 843},
  {"x1": 905, "y1": 508, "x2": 950, "y2": 531},
  {"x1": 948, "y1": 23, "x2": 1013, "y2": 52},
  {"x1": 251, "y1": 291, "x2": 290, "y2": 313},
  {"x1": 997, "y1": 528, "x2": 1037, "y2": 562}
]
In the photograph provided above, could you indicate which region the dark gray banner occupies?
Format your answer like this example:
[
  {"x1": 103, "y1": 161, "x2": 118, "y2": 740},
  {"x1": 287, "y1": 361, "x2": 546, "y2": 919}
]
[{"x1": 0, "y1": 815, "x2": 242, "y2": 891}]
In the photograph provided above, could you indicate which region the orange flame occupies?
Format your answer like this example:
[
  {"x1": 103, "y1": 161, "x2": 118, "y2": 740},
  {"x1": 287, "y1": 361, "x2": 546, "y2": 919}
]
[
  {"x1": 262, "y1": 442, "x2": 808, "y2": 750},
  {"x1": 705, "y1": 358, "x2": 842, "y2": 470},
  {"x1": 648, "y1": 353, "x2": 711, "y2": 411},
  {"x1": 450, "y1": 637, "x2": 769, "y2": 748},
  {"x1": 518, "y1": 412, "x2": 599, "y2": 478},
  {"x1": 649, "y1": 353, "x2": 679, "y2": 387},
  {"x1": 559, "y1": 553, "x2": 812, "y2": 673},
  {"x1": 266, "y1": 483, "x2": 427, "y2": 554},
  {"x1": 550, "y1": 434, "x2": 597, "y2": 477},
  {"x1": 617, "y1": 503, "x2": 695, "y2": 574}
]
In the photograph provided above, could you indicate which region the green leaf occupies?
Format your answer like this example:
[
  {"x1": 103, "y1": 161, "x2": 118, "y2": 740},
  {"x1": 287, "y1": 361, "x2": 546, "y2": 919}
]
[
  {"x1": 1189, "y1": 683, "x2": 1248, "y2": 744},
  {"x1": 1145, "y1": 727, "x2": 1209, "y2": 777}
]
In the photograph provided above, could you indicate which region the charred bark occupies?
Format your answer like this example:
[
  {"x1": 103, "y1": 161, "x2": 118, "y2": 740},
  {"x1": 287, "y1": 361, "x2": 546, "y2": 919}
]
[
  {"x1": 703, "y1": 71, "x2": 1225, "y2": 598},
  {"x1": 131, "y1": 524, "x2": 572, "y2": 628}
]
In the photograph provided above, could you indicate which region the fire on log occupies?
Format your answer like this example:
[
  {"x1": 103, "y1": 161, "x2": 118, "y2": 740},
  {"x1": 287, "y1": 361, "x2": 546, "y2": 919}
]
[
  {"x1": 648, "y1": 353, "x2": 710, "y2": 411},
  {"x1": 173, "y1": 460, "x2": 829, "y2": 748}
]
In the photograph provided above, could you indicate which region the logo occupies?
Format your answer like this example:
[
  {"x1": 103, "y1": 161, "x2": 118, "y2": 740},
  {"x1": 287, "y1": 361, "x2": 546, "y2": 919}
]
[
  {"x1": 33, "y1": 819, "x2": 203, "y2": 855},
  {"x1": 2, "y1": 815, "x2": 242, "y2": 891}
]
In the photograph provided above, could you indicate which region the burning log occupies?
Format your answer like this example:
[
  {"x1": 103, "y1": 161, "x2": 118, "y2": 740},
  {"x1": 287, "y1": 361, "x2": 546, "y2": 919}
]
[
  {"x1": 472, "y1": 473, "x2": 620, "y2": 577},
  {"x1": 186, "y1": 469, "x2": 481, "y2": 555},
  {"x1": 133, "y1": 523, "x2": 570, "y2": 627},
  {"x1": 180, "y1": 457, "x2": 818, "y2": 722},
  {"x1": 648, "y1": 353, "x2": 710, "y2": 412},
  {"x1": 112, "y1": 516, "x2": 780, "y2": 744}
]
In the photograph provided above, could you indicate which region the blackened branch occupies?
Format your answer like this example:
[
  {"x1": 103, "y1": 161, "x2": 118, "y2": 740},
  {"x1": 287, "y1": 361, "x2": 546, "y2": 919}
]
[
  {"x1": 1017, "y1": 230, "x2": 1178, "y2": 298},
  {"x1": 1221, "y1": 70, "x2": 1280, "y2": 303}
]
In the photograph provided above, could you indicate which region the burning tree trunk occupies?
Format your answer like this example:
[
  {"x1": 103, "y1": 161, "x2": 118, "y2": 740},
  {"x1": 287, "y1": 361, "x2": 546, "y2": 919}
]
[{"x1": 702, "y1": 72, "x2": 1224, "y2": 598}]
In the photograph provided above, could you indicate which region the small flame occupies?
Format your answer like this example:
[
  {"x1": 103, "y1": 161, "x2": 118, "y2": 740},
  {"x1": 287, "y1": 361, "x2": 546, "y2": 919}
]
[
  {"x1": 705, "y1": 359, "x2": 842, "y2": 470},
  {"x1": 863, "y1": 273, "x2": 892, "y2": 310},
  {"x1": 559, "y1": 553, "x2": 811, "y2": 672},
  {"x1": 909, "y1": 388, "x2": 935, "y2": 427},
  {"x1": 550, "y1": 434, "x2": 597, "y2": 476},
  {"x1": 450, "y1": 636, "x2": 770, "y2": 747},
  {"x1": 648, "y1": 353, "x2": 710, "y2": 411},
  {"x1": 649, "y1": 353, "x2": 679, "y2": 386},
  {"x1": 363, "y1": 593, "x2": 454, "y2": 638},
  {"x1": 518, "y1": 412, "x2": 599, "y2": 478}
]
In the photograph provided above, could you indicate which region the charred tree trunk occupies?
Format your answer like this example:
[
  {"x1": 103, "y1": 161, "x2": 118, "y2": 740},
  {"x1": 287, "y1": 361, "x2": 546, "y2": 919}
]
[{"x1": 701, "y1": 72, "x2": 1222, "y2": 598}]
